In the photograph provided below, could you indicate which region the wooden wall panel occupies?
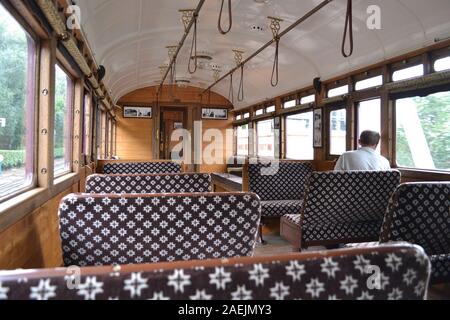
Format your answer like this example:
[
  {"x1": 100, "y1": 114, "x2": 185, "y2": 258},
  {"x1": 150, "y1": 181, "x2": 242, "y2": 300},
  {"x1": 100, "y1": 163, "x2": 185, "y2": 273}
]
[
  {"x1": 116, "y1": 85, "x2": 234, "y2": 173},
  {"x1": 0, "y1": 168, "x2": 94, "y2": 270},
  {"x1": 116, "y1": 111, "x2": 154, "y2": 160}
]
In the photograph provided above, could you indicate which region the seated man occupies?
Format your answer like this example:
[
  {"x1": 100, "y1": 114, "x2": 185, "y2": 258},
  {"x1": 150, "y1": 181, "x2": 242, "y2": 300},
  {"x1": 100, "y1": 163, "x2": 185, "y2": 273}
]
[{"x1": 335, "y1": 130, "x2": 391, "y2": 171}]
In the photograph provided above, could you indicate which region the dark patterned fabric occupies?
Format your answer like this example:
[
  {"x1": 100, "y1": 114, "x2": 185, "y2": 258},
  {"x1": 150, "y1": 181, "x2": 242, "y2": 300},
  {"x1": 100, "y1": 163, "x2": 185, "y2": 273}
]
[
  {"x1": 248, "y1": 161, "x2": 313, "y2": 201},
  {"x1": 86, "y1": 173, "x2": 212, "y2": 194},
  {"x1": 103, "y1": 162, "x2": 181, "y2": 175},
  {"x1": 0, "y1": 244, "x2": 431, "y2": 300},
  {"x1": 281, "y1": 171, "x2": 401, "y2": 246},
  {"x1": 261, "y1": 200, "x2": 303, "y2": 217},
  {"x1": 59, "y1": 193, "x2": 261, "y2": 267},
  {"x1": 380, "y1": 183, "x2": 450, "y2": 284}
]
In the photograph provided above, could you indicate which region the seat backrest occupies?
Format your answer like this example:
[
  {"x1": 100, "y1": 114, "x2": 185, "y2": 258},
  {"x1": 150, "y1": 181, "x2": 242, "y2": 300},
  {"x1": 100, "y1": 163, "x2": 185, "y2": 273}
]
[
  {"x1": 302, "y1": 171, "x2": 401, "y2": 224},
  {"x1": 248, "y1": 161, "x2": 313, "y2": 201},
  {"x1": 0, "y1": 244, "x2": 430, "y2": 300},
  {"x1": 380, "y1": 183, "x2": 450, "y2": 256},
  {"x1": 59, "y1": 193, "x2": 261, "y2": 267},
  {"x1": 85, "y1": 173, "x2": 212, "y2": 194},
  {"x1": 103, "y1": 162, "x2": 181, "y2": 174}
]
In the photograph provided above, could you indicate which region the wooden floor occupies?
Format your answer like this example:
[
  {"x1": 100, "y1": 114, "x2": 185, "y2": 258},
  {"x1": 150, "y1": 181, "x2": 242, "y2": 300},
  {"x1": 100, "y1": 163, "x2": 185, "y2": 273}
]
[{"x1": 254, "y1": 234, "x2": 450, "y2": 300}]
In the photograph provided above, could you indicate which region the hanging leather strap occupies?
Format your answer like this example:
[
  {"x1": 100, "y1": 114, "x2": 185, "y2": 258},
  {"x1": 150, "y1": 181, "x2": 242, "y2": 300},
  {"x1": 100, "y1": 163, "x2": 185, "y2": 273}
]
[
  {"x1": 218, "y1": 0, "x2": 232, "y2": 35},
  {"x1": 271, "y1": 38, "x2": 280, "y2": 87},
  {"x1": 237, "y1": 66, "x2": 245, "y2": 102},
  {"x1": 341, "y1": 0, "x2": 354, "y2": 58},
  {"x1": 188, "y1": 15, "x2": 198, "y2": 74},
  {"x1": 228, "y1": 73, "x2": 234, "y2": 103}
]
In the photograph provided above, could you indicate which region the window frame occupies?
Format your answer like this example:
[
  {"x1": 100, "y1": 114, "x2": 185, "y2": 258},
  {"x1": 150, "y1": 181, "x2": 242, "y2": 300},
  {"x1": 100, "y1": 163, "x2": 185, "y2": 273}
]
[
  {"x1": 0, "y1": 3, "x2": 39, "y2": 203},
  {"x1": 235, "y1": 123, "x2": 250, "y2": 156},
  {"x1": 354, "y1": 97, "x2": 382, "y2": 153},
  {"x1": 327, "y1": 105, "x2": 348, "y2": 159},
  {"x1": 255, "y1": 118, "x2": 276, "y2": 158}
]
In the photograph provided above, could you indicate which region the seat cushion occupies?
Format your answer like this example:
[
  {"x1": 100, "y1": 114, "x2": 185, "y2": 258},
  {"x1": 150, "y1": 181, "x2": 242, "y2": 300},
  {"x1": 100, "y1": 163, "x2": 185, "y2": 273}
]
[
  {"x1": 260, "y1": 200, "x2": 303, "y2": 218},
  {"x1": 430, "y1": 254, "x2": 450, "y2": 285}
]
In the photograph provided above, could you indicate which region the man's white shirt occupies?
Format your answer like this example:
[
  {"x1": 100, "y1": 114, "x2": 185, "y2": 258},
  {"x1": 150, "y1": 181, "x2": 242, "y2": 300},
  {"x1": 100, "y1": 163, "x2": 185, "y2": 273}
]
[{"x1": 334, "y1": 147, "x2": 391, "y2": 171}]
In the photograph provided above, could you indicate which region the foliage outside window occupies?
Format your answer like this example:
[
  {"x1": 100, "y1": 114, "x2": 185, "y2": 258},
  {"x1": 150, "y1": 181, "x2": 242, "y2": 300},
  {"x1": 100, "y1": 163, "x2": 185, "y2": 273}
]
[
  {"x1": 54, "y1": 64, "x2": 74, "y2": 177},
  {"x1": 0, "y1": 4, "x2": 36, "y2": 199},
  {"x1": 286, "y1": 112, "x2": 314, "y2": 160},
  {"x1": 396, "y1": 91, "x2": 450, "y2": 171}
]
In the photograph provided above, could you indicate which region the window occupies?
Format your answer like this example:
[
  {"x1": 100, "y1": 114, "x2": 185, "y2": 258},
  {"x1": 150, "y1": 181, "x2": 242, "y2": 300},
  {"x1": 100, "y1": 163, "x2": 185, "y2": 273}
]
[
  {"x1": 83, "y1": 93, "x2": 92, "y2": 157},
  {"x1": 266, "y1": 105, "x2": 276, "y2": 113},
  {"x1": 236, "y1": 115, "x2": 242, "y2": 121},
  {"x1": 236, "y1": 124, "x2": 249, "y2": 156},
  {"x1": 0, "y1": 4, "x2": 36, "y2": 200},
  {"x1": 329, "y1": 109, "x2": 347, "y2": 155},
  {"x1": 243, "y1": 112, "x2": 250, "y2": 119},
  {"x1": 328, "y1": 85, "x2": 349, "y2": 98},
  {"x1": 355, "y1": 75, "x2": 383, "y2": 91},
  {"x1": 434, "y1": 57, "x2": 450, "y2": 72},
  {"x1": 286, "y1": 112, "x2": 314, "y2": 160},
  {"x1": 255, "y1": 109, "x2": 264, "y2": 116},
  {"x1": 99, "y1": 110, "x2": 106, "y2": 159},
  {"x1": 392, "y1": 64, "x2": 424, "y2": 82},
  {"x1": 54, "y1": 64, "x2": 74, "y2": 177},
  {"x1": 396, "y1": 91, "x2": 450, "y2": 171},
  {"x1": 357, "y1": 99, "x2": 381, "y2": 153},
  {"x1": 284, "y1": 100, "x2": 296, "y2": 109},
  {"x1": 256, "y1": 119, "x2": 275, "y2": 158},
  {"x1": 300, "y1": 95, "x2": 315, "y2": 105}
]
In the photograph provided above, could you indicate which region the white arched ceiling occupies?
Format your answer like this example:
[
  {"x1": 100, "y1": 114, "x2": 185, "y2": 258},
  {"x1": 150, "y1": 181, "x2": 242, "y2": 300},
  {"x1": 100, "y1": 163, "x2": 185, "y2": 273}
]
[{"x1": 76, "y1": 0, "x2": 450, "y2": 108}]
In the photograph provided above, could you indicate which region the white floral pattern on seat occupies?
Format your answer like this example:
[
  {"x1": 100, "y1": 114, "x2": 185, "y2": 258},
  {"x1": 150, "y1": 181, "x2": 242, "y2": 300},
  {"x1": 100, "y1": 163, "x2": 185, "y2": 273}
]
[
  {"x1": 0, "y1": 244, "x2": 431, "y2": 300},
  {"x1": 59, "y1": 193, "x2": 261, "y2": 267},
  {"x1": 103, "y1": 162, "x2": 181, "y2": 174},
  {"x1": 380, "y1": 183, "x2": 450, "y2": 284},
  {"x1": 281, "y1": 171, "x2": 401, "y2": 247},
  {"x1": 85, "y1": 173, "x2": 212, "y2": 194}
]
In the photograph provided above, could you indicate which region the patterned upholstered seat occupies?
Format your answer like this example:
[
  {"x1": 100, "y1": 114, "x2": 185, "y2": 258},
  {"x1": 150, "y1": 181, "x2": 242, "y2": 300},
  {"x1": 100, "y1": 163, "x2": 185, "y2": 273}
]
[
  {"x1": 59, "y1": 193, "x2": 261, "y2": 267},
  {"x1": 281, "y1": 171, "x2": 401, "y2": 249},
  {"x1": 0, "y1": 244, "x2": 431, "y2": 300},
  {"x1": 85, "y1": 173, "x2": 212, "y2": 194},
  {"x1": 247, "y1": 161, "x2": 313, "y2": 218},
  {"x1": 103, "y1": 162, "x2": 181, "y2": 174},
  {"x1": 380, "y1": 183, "x2": 450, "y2": 284}
]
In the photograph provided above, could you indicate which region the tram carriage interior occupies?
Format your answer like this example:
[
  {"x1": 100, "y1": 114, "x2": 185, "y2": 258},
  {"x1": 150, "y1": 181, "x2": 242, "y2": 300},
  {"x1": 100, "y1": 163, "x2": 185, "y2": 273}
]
[{"x1": 0, "y1": 0, "x2": 450, "y2": 304}]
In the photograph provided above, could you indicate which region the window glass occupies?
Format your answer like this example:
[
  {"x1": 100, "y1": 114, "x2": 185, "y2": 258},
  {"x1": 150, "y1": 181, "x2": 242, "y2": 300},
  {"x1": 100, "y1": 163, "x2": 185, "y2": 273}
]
[
  {"x1": 330, "y1": 109, "x2": 347, "y2": 155},
  {"x1": 396, "y1": 91, "x2": 450, "y2": 171},
  {"x1": 284, "y1": 100, "x2": 296, "y2": 109},
  {"x1": 257, "y1": 119, "x2": 275, "y2": 158},
  {"x1": 434, "y1": 57, "x2": 450, "y2": 72},
  {"x1": 266, "y1": 105, "x2": 276, "y2": 113},
  {"x1": 355, "y1": 75, "x2": 383, "y2": 91},
  {"x1": 358, "y1": 99, "x2": 381, "y2": 153},
  {"x1": 300, "y1": 95, "x2": 315, "y2": 105},
  {"x1": 236, "y1": 124, "x2": 249, "y2": 156},
  {"x1": 54, "y1": 64, "x2": 73, "y2": 177},
  {"x1": 392, "y1": 64, "x2": 424, "y2": 82},
  {"x1": 243, "y1": 112, "x2": 250, "y2": 119},
  {"x1": 286, "y1": 112, "x2": 314, "y2": 160},
  {"x1": 236, "y1": 115, "x2": 242, "y2": 121},
  {"x1": 255, "y1": 109, "x2": 264, "y2": 116},
  {"x1": 0, "y1": 4, "x2": 36, "y2": 199},
  {"x1": 328, "y1": 85, "x2": 349, "y2": 98}
]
